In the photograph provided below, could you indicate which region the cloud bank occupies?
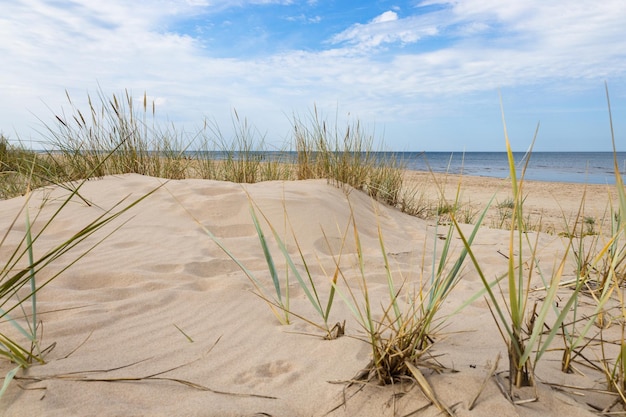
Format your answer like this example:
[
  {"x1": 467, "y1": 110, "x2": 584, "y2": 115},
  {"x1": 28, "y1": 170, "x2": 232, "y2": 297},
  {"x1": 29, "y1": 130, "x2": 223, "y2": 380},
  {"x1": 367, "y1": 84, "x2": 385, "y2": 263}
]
[{"x1": 1, "y1": 0, "x2": 625, "y2": 150}]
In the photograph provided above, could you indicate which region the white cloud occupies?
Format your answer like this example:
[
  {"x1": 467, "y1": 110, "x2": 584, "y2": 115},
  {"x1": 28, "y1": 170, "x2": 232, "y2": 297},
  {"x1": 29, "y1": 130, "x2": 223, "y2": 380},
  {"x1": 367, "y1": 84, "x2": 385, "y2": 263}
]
[
  {"x1": 330, "y1": 11, "x2": 439, "y2": 50},
  {"x1": 372, "y1": 10, "x2": 399, "y2": 23},
  {"x1": 1, "y1": 0, "x2": 626, "y2": 150},
  {"x1": 286, "y1": 13, "x2": 321, "y2": 24}
]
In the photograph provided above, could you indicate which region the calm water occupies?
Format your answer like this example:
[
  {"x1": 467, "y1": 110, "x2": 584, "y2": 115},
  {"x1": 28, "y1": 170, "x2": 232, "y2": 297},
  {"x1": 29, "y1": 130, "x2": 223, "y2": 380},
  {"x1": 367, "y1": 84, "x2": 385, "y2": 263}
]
[
  {"x1": 403, "y1": 152, "x2": 626, "y2": 185},
  {"x1": 194, "y1": 151, "x2": 626, "y2": 185}
]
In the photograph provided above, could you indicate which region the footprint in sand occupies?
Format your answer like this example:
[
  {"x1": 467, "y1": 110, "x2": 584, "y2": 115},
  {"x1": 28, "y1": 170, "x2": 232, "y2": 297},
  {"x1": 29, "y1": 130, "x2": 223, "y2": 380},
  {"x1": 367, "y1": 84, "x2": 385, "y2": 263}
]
[{"x1": 236, "y1": 360, "x2": 297, "y2": 385}]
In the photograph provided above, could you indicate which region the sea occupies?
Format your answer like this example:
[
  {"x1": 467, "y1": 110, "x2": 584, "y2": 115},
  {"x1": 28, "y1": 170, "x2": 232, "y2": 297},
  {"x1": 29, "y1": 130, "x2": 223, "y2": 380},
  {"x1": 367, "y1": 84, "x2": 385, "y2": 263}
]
[
  {"x1": 400, "y1": 152, "x2": 626, "y2": 185},
  {"x1": 201, "y1": 151, "x2": 626, "y2": 185}
]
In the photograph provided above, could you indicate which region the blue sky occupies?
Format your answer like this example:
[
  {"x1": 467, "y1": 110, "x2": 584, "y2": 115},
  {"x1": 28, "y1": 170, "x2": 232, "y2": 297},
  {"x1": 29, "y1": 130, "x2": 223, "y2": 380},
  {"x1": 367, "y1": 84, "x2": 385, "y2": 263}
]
[{"x1": 1, "y1": 0, "x2": 626, "y2": 151}]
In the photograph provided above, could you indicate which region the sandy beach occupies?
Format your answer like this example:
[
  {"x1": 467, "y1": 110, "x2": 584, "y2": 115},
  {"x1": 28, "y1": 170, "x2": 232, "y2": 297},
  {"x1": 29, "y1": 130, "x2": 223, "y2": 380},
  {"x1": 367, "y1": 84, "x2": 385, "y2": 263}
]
[
  {"x1": 403, "y1": 171, "x2": 618, "y2": 235},
  {"x1": 0, "y1": 172, "x2": 623, "y2": 416}
]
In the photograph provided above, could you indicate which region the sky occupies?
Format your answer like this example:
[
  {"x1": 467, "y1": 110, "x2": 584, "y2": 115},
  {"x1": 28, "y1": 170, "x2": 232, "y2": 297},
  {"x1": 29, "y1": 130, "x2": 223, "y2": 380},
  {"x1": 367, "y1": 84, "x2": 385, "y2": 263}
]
[{"x1": 1, "y1": 0, "x2": 626, "y2": 151}]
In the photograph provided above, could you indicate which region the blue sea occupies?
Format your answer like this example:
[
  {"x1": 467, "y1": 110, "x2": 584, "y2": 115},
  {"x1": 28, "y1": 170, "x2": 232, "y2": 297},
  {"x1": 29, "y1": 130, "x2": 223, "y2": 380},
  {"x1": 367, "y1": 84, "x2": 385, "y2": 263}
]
[
  {"x1": 195, "y1": 151, "x2": 626, "y2": 185},
  {"x1": 402, "y1": 152, "x2": 626, "y2": 185}
]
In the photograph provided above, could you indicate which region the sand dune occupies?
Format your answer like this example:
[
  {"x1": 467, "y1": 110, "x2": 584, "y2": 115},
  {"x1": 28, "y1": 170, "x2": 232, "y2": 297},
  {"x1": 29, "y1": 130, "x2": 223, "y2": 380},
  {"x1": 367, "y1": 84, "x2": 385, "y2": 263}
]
[{"x1": 0, "y1": 174, "x2": 620, "y2": 416}]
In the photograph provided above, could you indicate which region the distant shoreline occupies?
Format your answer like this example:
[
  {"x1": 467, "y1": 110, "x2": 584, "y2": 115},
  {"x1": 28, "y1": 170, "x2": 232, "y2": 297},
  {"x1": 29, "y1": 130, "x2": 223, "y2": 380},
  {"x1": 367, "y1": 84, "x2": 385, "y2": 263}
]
[{"x1": 31, "y1": 148, "x2": 626, "y2": 185}]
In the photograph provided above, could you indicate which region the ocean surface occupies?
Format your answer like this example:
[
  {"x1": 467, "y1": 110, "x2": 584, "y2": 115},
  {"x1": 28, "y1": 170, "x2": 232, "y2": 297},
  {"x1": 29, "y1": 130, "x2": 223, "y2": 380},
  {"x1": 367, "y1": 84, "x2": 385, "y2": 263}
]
[
  {"x1": 189, "y1": 150, "x2": 626, "y2": 185},
  {"x1": 201, "y1": 151, "x2": 626, "y2": 185},
  {"x1": 401, "y1": 152, "x2": 626, "y2": 185}
]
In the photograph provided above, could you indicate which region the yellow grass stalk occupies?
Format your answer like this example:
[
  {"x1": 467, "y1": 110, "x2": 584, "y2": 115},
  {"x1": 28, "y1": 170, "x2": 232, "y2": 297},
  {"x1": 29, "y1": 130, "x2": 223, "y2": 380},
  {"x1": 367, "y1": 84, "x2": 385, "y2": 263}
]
[
  {"x1": 596, "y1": 82, "x2": 626, "y2": 404},
  {"x1": 453, "y1": 96, "x2": 573, "y2": 395}
]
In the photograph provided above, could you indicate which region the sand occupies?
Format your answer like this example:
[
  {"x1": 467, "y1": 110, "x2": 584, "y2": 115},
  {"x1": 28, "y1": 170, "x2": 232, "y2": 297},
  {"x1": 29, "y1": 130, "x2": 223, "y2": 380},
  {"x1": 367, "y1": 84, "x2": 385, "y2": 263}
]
[
  {"x1": 0, "y1": 173, "x2": 622, "y2": 416},
  {"x1": 403, "y1": 171, "x2": 618, "y2": 235}
]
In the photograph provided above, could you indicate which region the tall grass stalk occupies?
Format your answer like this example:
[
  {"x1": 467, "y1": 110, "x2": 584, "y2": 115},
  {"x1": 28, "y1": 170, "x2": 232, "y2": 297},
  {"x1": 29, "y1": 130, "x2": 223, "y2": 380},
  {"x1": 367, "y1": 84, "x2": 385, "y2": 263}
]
[
  {"x1": 596, "y1": 83, "x2": 626, "y2": 402},
  {"x1": 5, "y1": 91, "x2": 414, "y2": 225},
  {"x1": 196, "y1": 112, "x2": 289, "y2": 183},
  {"x1": 0, "y1": 136, "x2": 64, "y2": 199},
  {"x1": 452, "y1": 104, "x2": 572, "y2": 395},
  {"x1": 291, "y1": 108, "x2": 407, "y2": 208},
  {"x1": 39, "y1": 89, "x2": 193, "y2": 182},
  {"x1": 556, "y1": 198, "x2": 616, "y2": 373}
]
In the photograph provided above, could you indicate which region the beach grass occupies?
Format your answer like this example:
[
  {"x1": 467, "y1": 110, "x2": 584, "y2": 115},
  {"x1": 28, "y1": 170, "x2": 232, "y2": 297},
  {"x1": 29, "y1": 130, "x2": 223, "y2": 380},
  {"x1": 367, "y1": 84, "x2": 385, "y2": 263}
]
[
  {"x1": 592, "y1": 85, "x2": 626, "y2": 407},
  {"x1": 2, "y1": 91, "x2": 419, "y2": 218},
  {"x1": 194, "y1": 197, "x2": 346, "y2": 336},
  {"x1": 451, "y1": 108, "x2": 577, "y2": 398}
]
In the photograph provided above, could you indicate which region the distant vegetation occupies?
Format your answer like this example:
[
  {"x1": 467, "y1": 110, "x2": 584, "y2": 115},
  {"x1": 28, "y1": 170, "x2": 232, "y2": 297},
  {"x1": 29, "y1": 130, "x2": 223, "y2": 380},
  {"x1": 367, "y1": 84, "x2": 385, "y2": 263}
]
[{"x1": 0, "y1": 91, "x2": 410, "y2": 213}]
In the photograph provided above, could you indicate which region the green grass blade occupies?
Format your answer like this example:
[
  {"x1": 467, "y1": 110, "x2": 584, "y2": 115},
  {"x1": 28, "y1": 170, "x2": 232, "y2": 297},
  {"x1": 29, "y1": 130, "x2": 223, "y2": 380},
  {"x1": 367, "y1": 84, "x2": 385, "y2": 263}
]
[
  {"x1": 377, "y1": 222, "x2": 402, "y2": 323},
  {"x1": 287, "y1": 218, "x2": 326, "y2": 321},
  {"x1": 319, "y1": 224, "x2": 350, "y2": 321},
  {"x1": 1, "y1": 185, "x2": 163, "y2": 320},
  {"x1": 25, "y1": 206, "x2": 37, "y2": 338},
  {"x1": 265, "y1": 223, "x2": 324, "y2": 319},
  {"x1": 324, "y1": 265, "x2": 339, "y2": 322},
  {"x1": 520, "y1": 255, "x2": 566, "y2": 365},
  {"x1": 349, "y1": 203, "x2": 377, "y2": 337},
  {"x1": 0, "y1": 308, "x2": 36, "y2": 343},
  {"x1": 0, "y1": 366, "x2": 21, "y2": 400},
  {"x1": 250, "y1": 206, "x2": 282, "y2": 305},
  {"x1": 438, "y1": 192, "x2": 495, "y2": 298},
  {"x1": 248, "y1": 198, "x2": 326, "y2": 320},
  {"x1": 606, "y1": 83, "x2": 626, "y2": 229},
  {"x1": 452, "y1": 216, "x2": 514, "y2": 340},
  {"x1": 0, "y1": 333, "x2": 32, "y2": 367},
  {"x1": 440, "y1": 193, "x2": 497, "y2": 320},
  {"x1": 501, "y1": 96, "x2": 527, "y2": 333}
]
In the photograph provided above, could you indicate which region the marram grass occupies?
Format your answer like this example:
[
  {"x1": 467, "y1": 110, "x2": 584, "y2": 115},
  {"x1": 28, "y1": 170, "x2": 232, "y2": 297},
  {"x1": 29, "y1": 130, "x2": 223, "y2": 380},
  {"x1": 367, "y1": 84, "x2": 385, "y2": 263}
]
[
  {"x1": 452, "y1": 103, "x2": 571, "y2": 395},
  {"x1": 2, "y1": 91, "x2": 416, "y2": 219}
]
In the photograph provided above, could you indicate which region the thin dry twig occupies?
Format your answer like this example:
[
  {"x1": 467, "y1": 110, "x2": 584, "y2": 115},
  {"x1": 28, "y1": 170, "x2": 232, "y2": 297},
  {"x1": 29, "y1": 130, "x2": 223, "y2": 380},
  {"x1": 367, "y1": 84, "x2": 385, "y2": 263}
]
[
  {"x1": 468, "y1": 352, "x2": 501, "y2": 410},
  {"x1": 15, "y1": 355, "x2": 276, "y2": 400},
  {"x1": 494, "y1": 371, "x2": 514, "y2": 404},
  {"x1": 15, "y1": 336, "x2": 275, "y2": 400},
  {"x1": 324, "y1": 381, "x2": 368, "y2": 416},
  {"x1": 16, "y1": 371, "x2": 276, "y2": 399},
  {"x1": 63, "y1": 330, "x2": 94, "y2": 359}
]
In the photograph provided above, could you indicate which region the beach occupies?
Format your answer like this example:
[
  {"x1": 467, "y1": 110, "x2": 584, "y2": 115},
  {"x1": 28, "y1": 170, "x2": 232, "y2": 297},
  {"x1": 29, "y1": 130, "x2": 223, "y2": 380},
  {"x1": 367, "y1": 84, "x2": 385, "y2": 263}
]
[
  {"x1": 0, "y1": 172, "x2": 622, "y2": 416},
  {"x1": 403, "y1": 171, "x2": 618, "y2": 234}
]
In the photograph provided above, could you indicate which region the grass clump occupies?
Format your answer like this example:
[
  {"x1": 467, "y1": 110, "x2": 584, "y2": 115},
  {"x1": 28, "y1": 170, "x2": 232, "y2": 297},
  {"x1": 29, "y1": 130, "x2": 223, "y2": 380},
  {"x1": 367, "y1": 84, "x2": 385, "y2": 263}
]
[
  {"x1": 0, "y1": 135, "x2": 64, "y2": 199},
  {"x1": 41, "y1": 89, "x2": 189, "y2": 181},
  {"x1": 592, "y1": 85, "x2": 626, "y2": 408},
  {"x1": 344, "y1": 202, "x2": 487, "y2": 390},
  {"x1": 449, "y1": 92, "x2": 626, "y2": 409},
  {"x1": 291, "y1": 108, "x2": 407, "y2": 208},
  {"x1": 195, "y1": 112, "x2": 290, "y2": 183},
  {"x1": 193, "y1": 193, "x2": 348, "y2": 339},
  {"x1": 557, "y1": 90, "x2": 626, "y2": 401},
  {"x1": 453, "y1": 109, "x2": 574, "y2": 399}
]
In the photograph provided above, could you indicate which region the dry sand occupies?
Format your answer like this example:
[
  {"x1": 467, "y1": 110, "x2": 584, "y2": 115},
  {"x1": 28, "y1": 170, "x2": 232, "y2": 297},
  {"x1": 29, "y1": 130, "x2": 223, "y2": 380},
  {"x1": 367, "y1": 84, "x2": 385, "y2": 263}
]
[
  {"x1": 0, "y1": 173, "x2": 623, "y2": 416},
  {"x1": 403, "y1": 171, "x2": 618, "y2": 235}
]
